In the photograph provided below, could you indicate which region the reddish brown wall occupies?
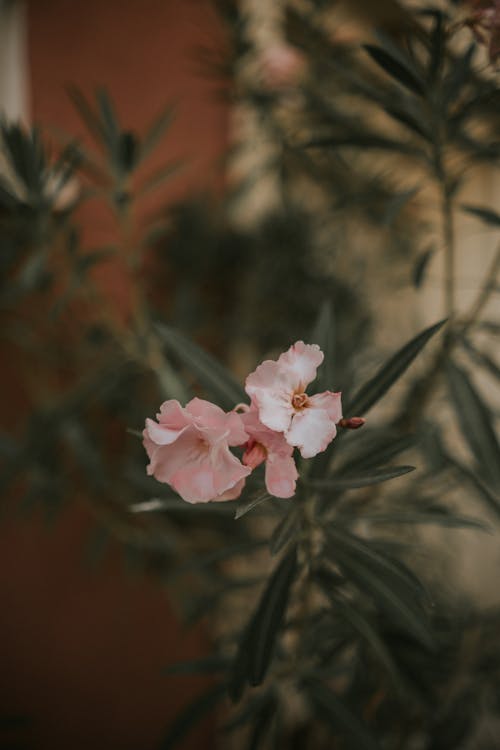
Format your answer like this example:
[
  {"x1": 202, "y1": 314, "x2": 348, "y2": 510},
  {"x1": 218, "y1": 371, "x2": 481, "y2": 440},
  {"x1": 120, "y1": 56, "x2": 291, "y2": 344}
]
[{"x1": 0, "y1": 2, "x2": 229, "y2": 748}]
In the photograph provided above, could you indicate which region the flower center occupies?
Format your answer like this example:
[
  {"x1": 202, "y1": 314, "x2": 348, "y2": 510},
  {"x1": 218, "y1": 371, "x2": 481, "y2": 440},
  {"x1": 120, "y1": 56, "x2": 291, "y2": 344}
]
[{"x1": 291, "y1": 392, "x2": 309, "y2": 410}]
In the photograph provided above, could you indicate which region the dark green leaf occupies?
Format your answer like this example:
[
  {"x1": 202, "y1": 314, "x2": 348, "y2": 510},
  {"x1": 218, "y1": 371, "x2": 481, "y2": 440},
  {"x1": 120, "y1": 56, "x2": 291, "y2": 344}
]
[
  {"x1": 235, "y1": 491, "x2": 273, "y2": 520},
  {"x1": 306, "y1": 134, "x2": 422, "y2": 156},
  {"x1": 163, "y1": 656, "x2": 229, "y2": 675},
  {"x1": 325, "y1": 529, "x2": 433, "y2": 649},
  {"x1": 311, "y1": 299, "x2": 336, "y2": 391},
  {"x1": 315, "y1": 569, "x2": 407, "y2": 691},
  {"x1": 445, "y1": 453, "x2": 500, "y2": 520},
  {"x1": 428, "y1": 10, "x2": 445, "y2": 83},
  {"x1": 364, "y1": 44, "x2": 425, "y2": 96},
  {"x1": 307, "y1": 465, "x2": 415, "y2": 490},
  {"x1": 139, "y1": 103, "x2": 175, "y2": 162},
  {"x1": 137, "y1": 160, "x2": 183, "y2": 196},
  {"x1": 155, "y1": 323, "x2": 246, "y2": 409},
  {"x1": 339, "y1": 432, "x2": 415, "y2": 473},
  {"x1": 461, "y1": 204, "x2": 500, "y2": 227},
  {"x1": 230, "y1": 547, "x2": 297, "y2": 700},
  {"x1": 412, "y1": 247, "x2": 434, "y2": 288},
  {"x1": 160, "y1": 683, "x2": 227, "y2": 750},
  {"x1": 269, "y1": 507, "x2": 299, "y2": 555},
  {"x1": 446, "y1": 360, "x2": 500, "y2": 488},
  {"x1": 345, "y1": 319, "x2": 446, "y2": 416},
  {"x1": 360, "y1": 510, "x2": 490, "y2": 531},
  {"x1": 461, "y1": 336, "x2": 500, "y2": 381},
  {"x1": 303, "y1": 678, "x2": 380, "y2": 750},
  {"x1": 67, "y1": 86, "x2": 106, "y2": 146}
]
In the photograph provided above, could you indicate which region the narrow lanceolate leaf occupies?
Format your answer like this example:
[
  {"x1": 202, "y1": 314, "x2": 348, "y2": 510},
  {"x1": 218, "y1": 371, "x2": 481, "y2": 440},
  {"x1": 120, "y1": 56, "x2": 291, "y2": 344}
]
[
  {"x1": 345, "y1": 319, "x2": 446, "y2": 416},
  {"x1": 235, "y1": 491, "x2": 273, "y2": 520},
  {"x1": 364, "y1": 44, "x2": 425, "y2": 96},
  {"x1": 303, "y1": 678, "x2": 380, "y2": 750},
  {"x1": 307, "y1": 465, "x2": 415, "y2": 490},
  {"x1": 315, "y1": 569, "x2": 407, "y2": 692},
  {"x1": 446, "y1": 360, "x2": 500, "y2": 489},
  {"x1": 163, "y1": 656, "x2": 229, "y2": 676},
  {"x1": 359, "y1": 510, "x2": 490, "y2": 532},
  {"x1": 160, "y1": 683, "x2": 227, "y2": 750},
  {"x1": 138, "y1": 103, "x2": 175, "y2": 162},
  {"x1": 269, "y1": 507, "x2": 299, "y2": 555},
  {"x1": 155, "y1": 324, "x2": 246, "y2": 409},
  {"x1": 461, "y1": 204, "x2": 500, "y2": 227},
  {"x1": 230, "y1": 547, "x2": 297, "y2": 701},
  {"x1": 339, "y1": 433, "x2": 415, "y2": 473},
  {"x1": 445, "y1": 453, "x2": 500, "y2": 520},
  {"x1": 412, "y1": 247, "x2": 434, "y2": 288},
  {"x1": 311, "y1": 300, "x2": 336, "y2": 391},
  {"x1": 325, "y1": 530, "x2": 433, "y2": 649}
]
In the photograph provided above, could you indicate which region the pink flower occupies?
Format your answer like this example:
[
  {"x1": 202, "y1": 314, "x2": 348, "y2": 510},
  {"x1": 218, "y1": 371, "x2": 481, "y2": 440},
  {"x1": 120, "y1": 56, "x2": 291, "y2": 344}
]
[
  {"x1": 258, "y1": 43, "x2": 307, "y2": 91},
  {"x1": 143, "y1": 398, "x2": 251, "y2": 504},
  {"x1": 241, "y1": 405, "x2": 298, "y2": 499},
  {"x1": 245, "y1": 341, "x2": 342, "y2": 459}
]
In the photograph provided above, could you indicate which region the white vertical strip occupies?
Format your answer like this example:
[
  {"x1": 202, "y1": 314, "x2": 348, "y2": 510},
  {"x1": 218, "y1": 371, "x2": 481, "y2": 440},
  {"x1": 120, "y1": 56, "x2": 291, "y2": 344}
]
[{"x1": 0, "y1": 0, "x2": 29, "y2": 122}]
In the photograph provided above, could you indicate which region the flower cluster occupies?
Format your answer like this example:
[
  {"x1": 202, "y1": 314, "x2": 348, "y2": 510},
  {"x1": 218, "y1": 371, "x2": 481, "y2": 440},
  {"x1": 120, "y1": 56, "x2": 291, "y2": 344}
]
[
  {"x1": 143, "y1": 342, "x2": 343, "y2": 504},
  {"x1": 465, "y1": 0, "x2": 500, "y2": 63}
]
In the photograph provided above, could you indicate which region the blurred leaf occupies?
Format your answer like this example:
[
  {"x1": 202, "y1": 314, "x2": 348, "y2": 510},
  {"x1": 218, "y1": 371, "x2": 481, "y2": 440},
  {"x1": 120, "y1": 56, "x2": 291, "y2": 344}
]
[
  {"x1": 155, "y1": 324, "x2": 246, "y2": 409},
  {"x1": 307, "y1": 133, "x2": 422, "y2": 156},
  {"x1": 364, "y1": 43, "x2": 425, "y2": 97},
  {"x1": 235, "y1": 491, "x2": 273, "y2": 520},
  {"x1": 137, "y1": 160, "x2": 183, "y2": 197},
  {"x1": 303, "y1": 678, "x2": 380, "y2": 750},
  {"x1": 160, "y1": 683, "x2": 227, "y2": 750},
  {"x1": 325, "y1": 529, "x2": 433, "y2": 649},
  {"x1": 460, "y1": 336, "x2": 500, "y2": 381},
  {"x1": 383, "y1": 186, "x2": 420, "y2": 225},
  {"x1": 269, "y1": 507, "x2": 299, "y2": 555},
  {"x1": 164, "y1": 656, "x2": 229, "y2": 675},
  {"x1": 428, "y1": 10, "x2": 445, "y2": 83},
  {"x1": 230, "y1": 547, "x2": 297, "y2": 701},
  {"x1": 345, "y1": 319, "x2": 446, "y2": 416},
  {"x1": 138, "y1": 103, "x2": 175, "y2": 162},
  {"x1": 308, "y1": 465, "x2": 415, "y2": 490},
  {"x1": 339, "y1": 432, "x2": 415, "y2": 473},
  {"x1": 461, "y1": 204, "x2": 500, "y2": 227},
  {"x1": 316, "y1": 568, "x2": 407, "y2": 691},
  {"x1": 445, "y1": 453, "x2": 500, "y2": 520},
  {"x1": 311, "y1": 299, "x2": 336, "y2": 391},
  {"x1": 412, "y1": 247, "x2": 434, "y2": 288},
  {"x1": 446, "y1": 360, "x2": 500, "y2": 488},
  {"x1": 67, "y1": 86, "x2": 106, "y2": 145},
  {"x1": 360, "y1": 509, "x2": 490, "y2": 531}
]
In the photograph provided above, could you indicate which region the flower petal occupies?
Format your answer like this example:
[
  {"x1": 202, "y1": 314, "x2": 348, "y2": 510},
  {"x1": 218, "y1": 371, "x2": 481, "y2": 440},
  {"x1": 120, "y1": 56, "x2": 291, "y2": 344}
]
[
  {"x1": 265, "y1": 453, "x2": 298, "y2": 498},
  {"x1": 278, "y1": 341, "x2": 323, "y2": 389},
  {"x1": 308, "y1": 391, "x2": 342, "y2": 423},
  {"x1": 145, "y1": 418, "x2": 187, "y2": 446},
  {"x1": 286, "y1": 407, "x2": 337, "y2": 459}
]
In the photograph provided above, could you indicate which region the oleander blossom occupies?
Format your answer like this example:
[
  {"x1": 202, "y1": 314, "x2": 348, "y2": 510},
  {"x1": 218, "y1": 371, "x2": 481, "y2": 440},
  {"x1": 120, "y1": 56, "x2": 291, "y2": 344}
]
[
  {"x1": 245, "y1": 341, "x2": 342, "y2": 459},
  {"x1": 240, "y1": 404, "x2": 299, "y2": 499},
  {"x1": 143, "y1": 397, "x2": 250, "y2": 504}
]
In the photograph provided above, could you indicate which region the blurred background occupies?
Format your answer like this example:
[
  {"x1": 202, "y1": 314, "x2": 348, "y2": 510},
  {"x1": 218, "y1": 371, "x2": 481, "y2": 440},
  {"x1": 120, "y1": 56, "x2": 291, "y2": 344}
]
[{"x1": 1, "y1": 0, "x2": 500, "y2": 748}]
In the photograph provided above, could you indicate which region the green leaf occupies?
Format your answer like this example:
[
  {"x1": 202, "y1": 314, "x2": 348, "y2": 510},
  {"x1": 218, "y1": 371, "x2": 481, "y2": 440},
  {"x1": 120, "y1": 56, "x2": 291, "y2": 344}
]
[
  {"x1": 461, "y1": 204, "x2": 500, "y2": 227},
  {"x1": 446, "y1": 360, "x2": 500, "y2": 489},
  {"x1": 412, "y1": 247, "x2": 434, "y2": 288},
  {"x1": 325, "y1": 529, "x2": 433, "y2": 649},
  {"x1": 307, "y1": 465, "x2": 415, "y2": 491},
  {"x1": 303, "y1": 678, "x2": 380, "y2": 750},
  {"x1": 364, "y1": 43, "x2": 425, "y2": 97},
  {"x1": 136, "y1": 159, "x2": 183, "y2": 196},
  {"x1": 269, "y1": 507, "x2": 299, "y2": 555},
  {"x1": 138, "y1": 103, "x2": 176, "y2": 162},
  {"x1": 445, "y1": 453, "x2": 500, "y2": 520},
  {"x1": 160, "y1": 683, "x2": 227, "y2": 750},
  {"x1": 359, "y1": 509, "x2": 490, "y2": 532},
  {"x1": 67, "y1": 86, "x2": 106, "y2": 146},
  {"x1": 235, "y1": 491, "x2": 273, "y2": 520},
  {"x1": 339, "y1": 432, "x2": 415, "y2": 473},
  {"x1": 163, "y1": 656, "x2": 229, "y2": 675},
  {"x1": 311, "y1": 300, "x2": 336, "y2": 391},
  {"x1": 306, "y1": 134, "x2": 422, "y2": 156},
  {"x1": 230, "y1": 547, "x2": 297, "y2": 701},
  {"x1": 345, "y1": 319, "x2": 446, "y2": 416},
  {"x1": 460, "y1": 337, "x2": 500, "y2": 381},
  {"x1": 315, "y1": 569, "x2": 407, "y2": 692},
  {"x1": 155, "y1": 323, "x2": 246, "y2": 409}
]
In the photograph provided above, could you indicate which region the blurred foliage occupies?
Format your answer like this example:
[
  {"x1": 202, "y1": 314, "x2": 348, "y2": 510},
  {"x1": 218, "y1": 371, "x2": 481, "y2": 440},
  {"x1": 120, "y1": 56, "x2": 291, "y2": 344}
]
[{"x1": 1, "y1": 0, "x2": 500, "y2": 749}]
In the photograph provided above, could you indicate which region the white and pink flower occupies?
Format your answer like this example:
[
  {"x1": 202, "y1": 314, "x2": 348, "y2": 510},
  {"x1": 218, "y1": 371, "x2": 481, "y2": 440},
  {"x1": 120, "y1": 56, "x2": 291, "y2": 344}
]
[
  {"x1": 245, "y1": 341, "x2": 342, "y2": 459},
  {"x1": 143, "y1": 397, "x2": 250, "y2": 504}
]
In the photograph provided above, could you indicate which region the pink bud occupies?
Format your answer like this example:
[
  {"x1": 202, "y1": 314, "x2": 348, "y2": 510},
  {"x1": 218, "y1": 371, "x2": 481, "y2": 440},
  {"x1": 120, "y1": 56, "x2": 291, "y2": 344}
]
[
  {"x1": 338, "y1": 417, "x2": 366, "y2": 430},
  {"x1": 242, "y1": 440, "x2": 267, "y2": 469}
]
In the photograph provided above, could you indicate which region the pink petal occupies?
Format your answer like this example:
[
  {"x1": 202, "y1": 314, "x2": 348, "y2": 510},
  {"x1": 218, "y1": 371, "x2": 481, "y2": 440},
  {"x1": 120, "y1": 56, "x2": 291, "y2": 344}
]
[
  {"x1": 157, "y1": 399, "x2": 191, "y2": 428},
  {"x1": 308, "y1": 391, "x2": 343, "y2": 423},
  {"x1": 265, "y1": 453, "x2": 298, "y2": 498},
  {"x1": 214, "y1": 477, "x2": 247, "y2": 502},
  {"x1": 186, "y1": 397, "x2": 248, "y2": 446},
  {"x1": 145, "y1": 418, "x2": 187, "y2": 446},
  {"x1": 278, "y1": 341, "x2": 323, "y2": 389},
  {"x1": 286, "y1": 407, "x2": 337, "y2": 459}
]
